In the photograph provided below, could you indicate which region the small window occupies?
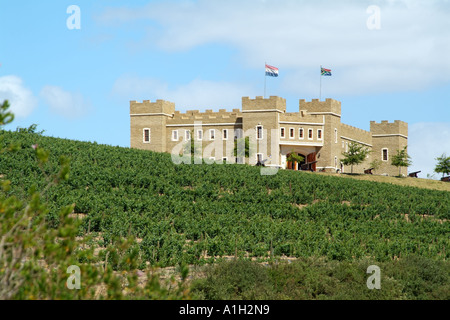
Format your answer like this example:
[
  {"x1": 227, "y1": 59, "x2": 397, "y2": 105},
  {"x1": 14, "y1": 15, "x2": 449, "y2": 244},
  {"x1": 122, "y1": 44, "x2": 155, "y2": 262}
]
[
  {"x1": 308, "y1": 129, "x2": 313, "y2": 139},
  {"x1": 222, "y1": 157, "x2": 228, "y2": 163},
  {"x1": 318, "y1": 129, "x2": 322, "y2": 140},
  {"x1": 197, "y1": 130, "x2": 203, "y2": 141},
  {"x1": 223, "y1": 129, "x2": 228, "y2": 140},
  {"x1": 382, "y1": 148, "x2": 388, "y2": 161},
  {"x1": 256, "y1": 125, "x2": 263, "y2": 140},
  {"x1": 143, "y1": 128, "x2": 150, "y2": 143},
  {"x1": 256, "y1": 153, "x2": 263, "y2": 163},
  {"x1": 172, "y1": 130, "x2": 178, "y2": 141},
  {"x1": 280, "y1": 127, "x2": 285, "y2": 138},
  {"x1": 210, "y1": 129, "x2": 215, "y2": 141},
  {"x1": 299, "y1": 128, "x2": 304, "y2": 139},
  {"x1": 335, "y1": 128, "x2": 338, "y2": 143},
  {"x1": 185, "y1": 130, "x2": 191, "y2": 141},
  {"x1": 289, "y1": 128, "x2": 295, "y2": 139}
]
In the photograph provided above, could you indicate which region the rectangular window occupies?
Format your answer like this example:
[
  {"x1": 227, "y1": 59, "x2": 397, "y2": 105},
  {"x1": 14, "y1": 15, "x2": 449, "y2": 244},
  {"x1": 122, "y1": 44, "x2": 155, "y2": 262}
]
[
  {"x1": 289, "y1": 128, "x2": 295, "y2": 139},
  {"x1": 143, "y1": 128, "x2": 150, "y2": 143},
  {"x1": 318, "y1": 129, "x2": 322, "y2": 140},
  {"x1": 223, "y1": 129, "x2": 228, "y2": 140},
  {"x1": 382, "y1": 148, "x2": 388, "y2": 161},
  {"x1": 299, "y1": 128, "x2": 304, "y2": 139},
  {"x1": 280, "y1": 127, "x2": 285, "y2": 138},
  {"x1": 256, "y1": 153, "x2": 263, "y2": 163},
  {"x1": 210, "y1": 129, "x2": 215, "y2": 140},
  {"x1": 185, "y1": 130, "x2": 191, "y2": 141},
  {"x1": 256, "y1": 125, "x2": 263, "y2": 140},
  {"x1": 197, "y1": 130, "x2": 203, "y2": 141},
  {"x1": 172, "y1": 130, "x2": 178, "y2": 141},
  {"x1": 222, "y1": 157, "x2": 228, "y2": 163},
  {"x1": 308, "y1": 129, "x2": 313, "y2": 139},
  {"x1": 335, "y1": 128, "x2": 338, "y2": 143}
]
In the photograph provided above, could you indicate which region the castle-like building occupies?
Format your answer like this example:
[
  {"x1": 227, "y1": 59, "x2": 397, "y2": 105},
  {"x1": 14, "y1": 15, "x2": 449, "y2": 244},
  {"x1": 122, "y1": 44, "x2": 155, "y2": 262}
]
[{"x1": 130, "y1": 96, "x2": 408, "y2": 176}]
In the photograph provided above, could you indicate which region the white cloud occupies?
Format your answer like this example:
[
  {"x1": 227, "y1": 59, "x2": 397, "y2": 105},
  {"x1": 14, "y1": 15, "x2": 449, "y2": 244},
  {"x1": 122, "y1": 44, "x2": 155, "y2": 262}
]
[
  {"x1": 96, "y1": 0, "x2": 450, "y2": 95},
  {"x1": 40, "y1": 86, "x2": 91, "y2": 118},
  {"x1": 408, "y1": 122, "x2": 450, "y2": 179},
  {"x1": 0, "y1": 75, "x2": 37, "y2": 118},
  {"x1": 112, "y1": 74, "x2": 256, "y2": 110}
]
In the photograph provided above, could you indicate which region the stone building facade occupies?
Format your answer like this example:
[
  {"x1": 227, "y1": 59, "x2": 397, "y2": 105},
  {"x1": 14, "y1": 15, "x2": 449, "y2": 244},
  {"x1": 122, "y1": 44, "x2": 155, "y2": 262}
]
[{"x1": 130, "y1": 96, "x2": 408, "y2": 176}]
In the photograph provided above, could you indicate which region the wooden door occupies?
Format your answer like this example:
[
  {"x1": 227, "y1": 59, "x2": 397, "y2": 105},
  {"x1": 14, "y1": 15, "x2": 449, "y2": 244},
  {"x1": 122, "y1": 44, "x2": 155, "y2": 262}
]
[{"x1": 307, "y1": 152, "x2": 316, "y2": 172}]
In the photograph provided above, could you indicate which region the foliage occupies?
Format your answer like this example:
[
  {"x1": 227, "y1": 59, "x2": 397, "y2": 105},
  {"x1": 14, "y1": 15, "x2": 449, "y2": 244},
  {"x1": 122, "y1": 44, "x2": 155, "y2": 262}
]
[
  {"x1": 1, "y1": 127, "x2": 448, "y2": 270},
  {"x1": 181, "y1": 130, "x2": 201, "y2": 164},
  {"x1": 1, "y1": 98, "x2": 449, "y2": 300},
  {"x1": 341, "y1": 142, "x2": 370, "y2": 173},
  {"x1": 0, "y1": 100, "x2": 191, "y2": 300},
  {"x1": 234, "y1": 136, "x2": 252, "y2": 159},
  {"x1": 16, "y1": 124, "x2": 45, "y2": 135},
  {"x1": 286, "y1": 152, "x2": 304, "y2": 166},
  {"x1": 369, "y1": 159, "x2": 382, "y2": 172},
  {"x1": 391, "y1": 146, "x2": 412, "y2": 177},
  {"x1": 434, "y1": 153, "x2": 450, "y2": 177},
  {"x1": 191, "y1": 255, "x2": 449, "y2": 300},
  {"x1": 191, "y1": 259, "x2": 274, "y2": 300}
]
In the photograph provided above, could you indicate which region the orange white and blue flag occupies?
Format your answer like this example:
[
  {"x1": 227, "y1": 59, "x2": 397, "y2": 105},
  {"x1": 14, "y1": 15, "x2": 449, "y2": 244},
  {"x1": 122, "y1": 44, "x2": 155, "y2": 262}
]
[{"x1": 265, "y1": 64, "x2": 279, "y2": 77}]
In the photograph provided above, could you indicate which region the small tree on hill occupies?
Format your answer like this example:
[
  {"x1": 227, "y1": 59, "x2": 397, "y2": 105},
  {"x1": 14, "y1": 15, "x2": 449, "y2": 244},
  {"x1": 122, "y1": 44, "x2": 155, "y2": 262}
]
[
  {"x1": 434, "y1": 153, "x2": 450, "y2": 177},
  {"x1": 391, "y1": 146, "x2": 412, "y2": 177},
  {"x1": 341, "y1": 142, "x2": 370, "y2": 174},
  {"x1": 369, "y1": 159, "x2": 382, "y2": 172},
  {"x1": 182, "y1": 130, "x2": 201, "y2": 163}
]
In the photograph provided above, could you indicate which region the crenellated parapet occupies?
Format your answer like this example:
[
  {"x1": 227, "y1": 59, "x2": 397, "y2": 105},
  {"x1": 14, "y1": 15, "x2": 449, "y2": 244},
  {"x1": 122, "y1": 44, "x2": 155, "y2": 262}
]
[
  {"x1": 299, "y1": 98, "x2": 341, "y2": 116},
  {"x1": 130, "y1": 99, "x2": 175, "y2": 116},
  {"x1": 242, "y1": 96, "x2": 286, "y2": 113},
  {"x1": 279, "y1": 112, "x2": 323, "y2": 123},
  {"x1": 170, "y1": 108, "x2": 242, "y2": 120},
  {"x1": 370, "y1": 120, "x2": 408, "y2": 137}
]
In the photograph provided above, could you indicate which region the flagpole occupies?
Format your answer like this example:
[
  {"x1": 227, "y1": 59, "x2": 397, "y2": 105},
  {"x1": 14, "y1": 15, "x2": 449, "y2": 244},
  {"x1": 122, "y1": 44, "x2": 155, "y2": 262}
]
[{"x1": 320, "y1": 65, "x2": 322, "y2": 101}]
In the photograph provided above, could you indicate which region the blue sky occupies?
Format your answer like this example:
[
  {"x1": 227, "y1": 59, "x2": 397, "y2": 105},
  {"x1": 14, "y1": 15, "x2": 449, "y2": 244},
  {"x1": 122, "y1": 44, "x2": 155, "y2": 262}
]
[{"x1": 1, "y1": 0, "x2": 449, "y2": 178}]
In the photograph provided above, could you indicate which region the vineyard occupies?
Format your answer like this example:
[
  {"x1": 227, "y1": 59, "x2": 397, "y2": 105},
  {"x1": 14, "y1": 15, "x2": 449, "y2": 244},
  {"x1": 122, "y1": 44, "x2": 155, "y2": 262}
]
[{"x1": 1, "y1": 130, "x2": 449, "y2": 269}]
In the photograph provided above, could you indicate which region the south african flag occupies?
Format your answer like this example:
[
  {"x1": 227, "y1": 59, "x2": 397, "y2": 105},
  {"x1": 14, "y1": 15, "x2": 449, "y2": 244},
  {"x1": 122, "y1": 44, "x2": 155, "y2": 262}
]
[{"x1": 321, "y1": 67, "x2": 332, "y2": 76}]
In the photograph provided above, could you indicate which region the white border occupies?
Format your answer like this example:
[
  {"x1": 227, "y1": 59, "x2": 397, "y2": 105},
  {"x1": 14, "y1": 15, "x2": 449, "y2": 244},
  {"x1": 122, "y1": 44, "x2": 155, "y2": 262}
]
[
  {"x1": 382, "y1": 148, "x2": 389, "y2": 162},
  {"x1": 143, "y1": 128, "x2": 151, "y2": 144},
  {"x1": 222, "y1": 129, "x2": 228, "y2": 140},
  {"x1": 256, "y1": 125, "x2": 263, "y2": 140},
  {"x1": 172, "y1": 130, "x2": 178, "y2": 141},
  {"x1": 289, "y1": 127, "x2": 295, "y2": 139}
]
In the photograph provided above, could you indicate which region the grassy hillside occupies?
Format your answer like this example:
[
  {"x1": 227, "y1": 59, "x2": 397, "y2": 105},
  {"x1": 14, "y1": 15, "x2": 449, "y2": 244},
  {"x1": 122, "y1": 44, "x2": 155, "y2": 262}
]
[
  {"x1": 1, "y1": 130, "x2": 449, "y2": 267},
  {"x1": 1, "y1": 130, "x2": 449, "y2": 300},
  {"x1": 321, "y1": 172, "x2": 450, "y2": 192}
]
